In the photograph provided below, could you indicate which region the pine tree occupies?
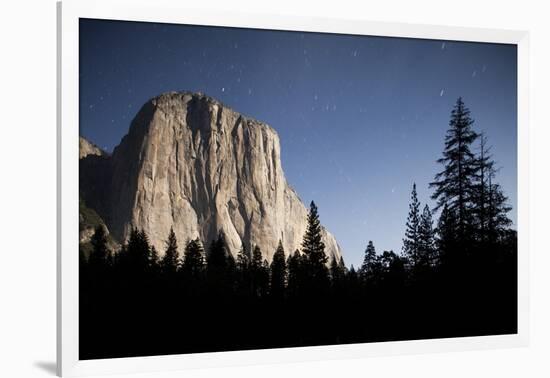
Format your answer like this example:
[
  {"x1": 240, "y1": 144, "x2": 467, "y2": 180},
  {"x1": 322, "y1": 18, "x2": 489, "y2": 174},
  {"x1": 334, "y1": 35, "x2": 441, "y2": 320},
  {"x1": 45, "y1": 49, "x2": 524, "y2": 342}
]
[
  {"x1": 430, "y1": 97, "x2": 479, "y2": 236},
  {"x1": 436, "y1": 203, "x2": 458, "y2": 267},
  {"x1": 149, "y1": 245, "x2": 160, "y2": 273},
  {"x1": 378, "y1": 250, "x2": 406, "y2": 289},
  {"x1": 402, "y1": 183, "x2": 421, "y2": 266},
  {"x1": 330, "y1": 255, "x2": 347, "y2": 293},
  {"x1": 486, "y1": 179, "x2": 512, "y2": 243},
  {"x1": 161, "y1": 227, "x2": 179, "y2": 274},
  {"x1": 206, "y1": 232, "x2": 231, "y2": 292},
  {"x1": 347, "y1": 265, "x2": 359, "y2": 294},
  {"x1": 472, "y1": 133, "x2": 494, "y2": 242},
  {"x1": 182, "y1": 238, "x2": 205, "y2": 277},
  {"x1": 251, "y1": 245, "x2": 263, "y2": 270},
  {"x1": 236, "y1": 243, "x2": 250, "y2": 271},
  {"x1": 250, "y1": 245, "x2": 268, "y2": 297},
  {"x1": 287, "y1": 250, "x2": 303, "y2": 298},
  {"x1": 418, "y1": 205, "x2": 436, "y2": 267},
  {"x1": 122, "y1": 228, "x2": 151, "y2": 274},
  {"x1": 301, "y1": 201, "x2": 329, "y2": 283},
  {"x1": 360, "y1": 240, "x2": 378, "y2": 280},
  {"x1": 207, "y1": 233, "x2": 228, "y2": 270},
  {"x1": 270, "y1": 240, "x2": 287, "y2": 298}
]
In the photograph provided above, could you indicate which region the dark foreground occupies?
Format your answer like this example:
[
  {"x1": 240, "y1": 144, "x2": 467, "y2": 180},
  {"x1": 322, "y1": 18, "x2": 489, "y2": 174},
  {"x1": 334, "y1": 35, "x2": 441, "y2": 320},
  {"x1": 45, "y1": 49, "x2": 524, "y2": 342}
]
[{"x1": 80, "y1": 233, "x2": 516, "y2": 360}]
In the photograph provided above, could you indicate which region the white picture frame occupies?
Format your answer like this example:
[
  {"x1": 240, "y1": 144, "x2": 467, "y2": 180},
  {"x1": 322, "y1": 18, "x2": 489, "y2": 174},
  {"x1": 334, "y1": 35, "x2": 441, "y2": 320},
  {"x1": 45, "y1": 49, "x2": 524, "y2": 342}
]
[{"x1": 57, "y1": 0, "x2": 529, "y2": 376}]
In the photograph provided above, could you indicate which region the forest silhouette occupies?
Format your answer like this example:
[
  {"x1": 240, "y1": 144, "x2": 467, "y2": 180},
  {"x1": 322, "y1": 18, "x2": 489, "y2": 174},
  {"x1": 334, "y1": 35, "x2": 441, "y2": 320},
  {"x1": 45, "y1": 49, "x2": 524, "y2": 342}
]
[{"x1": 80, "y1": 98, "x2": 517, "y2": 360}]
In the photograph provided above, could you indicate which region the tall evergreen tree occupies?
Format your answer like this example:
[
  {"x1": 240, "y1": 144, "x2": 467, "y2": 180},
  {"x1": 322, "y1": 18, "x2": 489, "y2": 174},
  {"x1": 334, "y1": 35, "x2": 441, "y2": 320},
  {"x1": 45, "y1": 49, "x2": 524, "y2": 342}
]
[
  {"x1": 472, "y1": 133, "x2": 494, "y2": 242},
  {"x1": 251, "y1": 245, "x2": 264, "y2": 271},
  {"x1": 330, "y1": 255, "x2": 347, "y2": 295},
  {"x1": 330, "y1": 255, "x2": 346, "y2": 282},
  {"x1": 149, "y1": 245, "x2": 160, "y2": 273},
  {"x1": 402, "y1": 183, "x2": 421, "y2": 266},
  {"x1": 250, "y1": 245, "x2": 269, "y2": 297},
  {"x1": 436, "y1": 203, "x2": 458, "y2": 267},
  {"x1": 287, "y1": 249, "x2": 304, "y2": 298},
  {"x1": 122, "y1": 228, "x2": 151, "y2": 274},
  {"x1": 207, "y1": 233, "x2": 228, "y2": 270},
  {"x1": 161, "y1": 227, "x2": 179, "y2": 274},
  {"x1": 236, "y1": 243, "x2": 251, "y2": 271},
  {"x1": 301, "y1": 201, "x2": 329, "y2": 283},
  {"x1": 206, "y1": 232, "x2": 232, "y2": 292},
  {"x1": 360, "y1": 240, "x2": 378, "y2": 280},
  {"x1": 270, "y1": 240, "x2": 287, "y2": 298},
  {"x1": 430, "y1": 97, "x2": 479, "y2": 236},
  {"x1": 486, "y1": 179, "x2": 512, "y2": 243},
  {"x1": 235, "y1": 243, "x2": 252, "y2": 295},
  {"x1": 418, "y1": 204, "x2": 436, "y2": 267},
  {"x1": 378, "y1": 251, "x2": 406, "y2": 289},
  {"x1": 182, "y1": 238, "x2": 205, "y2": 277}
]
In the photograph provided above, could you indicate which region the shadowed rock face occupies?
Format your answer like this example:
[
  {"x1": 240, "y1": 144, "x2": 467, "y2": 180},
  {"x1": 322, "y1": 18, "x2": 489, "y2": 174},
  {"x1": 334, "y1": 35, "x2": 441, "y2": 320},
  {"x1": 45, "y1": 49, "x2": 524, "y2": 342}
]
[{"x1": 84, "y1": 91, "x2": 343, "y2": 262}]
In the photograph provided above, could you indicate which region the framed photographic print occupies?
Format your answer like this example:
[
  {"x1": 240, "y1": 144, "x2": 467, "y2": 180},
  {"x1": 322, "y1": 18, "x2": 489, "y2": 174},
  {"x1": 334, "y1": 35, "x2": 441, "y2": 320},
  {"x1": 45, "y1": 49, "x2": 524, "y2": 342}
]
[{"x1": 58, "y1": 0, "x2": 529, "y2": 376}]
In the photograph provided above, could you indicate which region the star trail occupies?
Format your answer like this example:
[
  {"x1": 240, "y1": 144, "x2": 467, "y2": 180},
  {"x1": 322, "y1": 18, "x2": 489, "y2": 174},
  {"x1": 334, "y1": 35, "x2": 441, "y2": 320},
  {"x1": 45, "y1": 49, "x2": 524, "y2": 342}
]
[{"x1": 79, "y1": 19, "x2": 517, "y2": 267}]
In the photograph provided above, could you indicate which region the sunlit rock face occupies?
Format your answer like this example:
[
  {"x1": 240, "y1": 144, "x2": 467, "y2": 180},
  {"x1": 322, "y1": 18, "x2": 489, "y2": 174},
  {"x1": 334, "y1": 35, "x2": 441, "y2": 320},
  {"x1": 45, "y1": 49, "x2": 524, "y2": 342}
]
[{"x1": 84, "y1": 92, "x2": 342, "y2": 262}]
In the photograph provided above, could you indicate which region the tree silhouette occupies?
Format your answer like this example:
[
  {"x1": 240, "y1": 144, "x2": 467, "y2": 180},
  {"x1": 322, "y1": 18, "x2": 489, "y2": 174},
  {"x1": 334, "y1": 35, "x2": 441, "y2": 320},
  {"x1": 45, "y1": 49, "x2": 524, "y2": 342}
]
[
  {"x1": 182, "y1": 238, "x2": 205, "y2": 277},
  {"x1": 287, "y1": 249, "x2": 304, "y2": 298},
  {"x1": 79, "y1": 97, "x2": 517, "y2": 359},
  {"x1": 486, "y1": 176, "x2": 512, "y2": 244},
  {"x1": 418, "y1": 205, "x2": 436, "y2": 267},
  {"x1": 360, "y1": 240, "x2": 378, "y2": 283},
  {"x1": 430, "y1": 97, "x2": 479, "y2": 237},
  {"x1": 436, "y1": 203, "x2": 458, "y2": 268},
  {"x1": 270, "y1": 240, "x2": 287, "y2": 298},
  {"x1": 301, "y1": 201, "x2": 329, "y2": 288},
  {"x1": 402, "y1": 183, "x2": 421, "y2": 267},
  {"x1": 120, "y1": 228, "x2": 151, "y2": 275},
  {"x1": 207, "y1": 233, "x2": 228, "y2": 269},
  {"x1": 206, "y1": 232, "x2": 231, "y2": 293},
  {"x1": 149, "y1": 245, "x2": 160, "y2": 274},
  {"x1": 472, "y1": 133, "x2": 494, "y2": 242},
  {"x1": 250, "y1": 245, "x2": 269, "y2": 297},
  {"x1": 236, "y1": 243, "x2": 250, "y2": 271},
  {"x1": 161, "y1": 227, "x2": 179, "y2": 275},
  {"x1": 330, "y1": 255, "x2": 346, "y2": 284}
]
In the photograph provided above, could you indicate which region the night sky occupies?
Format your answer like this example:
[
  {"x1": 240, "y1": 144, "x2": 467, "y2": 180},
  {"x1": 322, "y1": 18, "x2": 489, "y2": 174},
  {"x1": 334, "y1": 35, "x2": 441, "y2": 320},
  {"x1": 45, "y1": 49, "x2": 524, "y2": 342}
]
[{"x1": 79, "y1": 19, "x2": 517, "y2": 268}]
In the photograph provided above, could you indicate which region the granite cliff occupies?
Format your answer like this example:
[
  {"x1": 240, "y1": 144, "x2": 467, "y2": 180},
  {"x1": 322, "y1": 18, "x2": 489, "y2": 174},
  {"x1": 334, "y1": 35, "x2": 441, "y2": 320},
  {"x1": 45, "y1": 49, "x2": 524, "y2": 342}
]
[{"x1": 80, "y1": 92, "x2": 342, "y2": 262}]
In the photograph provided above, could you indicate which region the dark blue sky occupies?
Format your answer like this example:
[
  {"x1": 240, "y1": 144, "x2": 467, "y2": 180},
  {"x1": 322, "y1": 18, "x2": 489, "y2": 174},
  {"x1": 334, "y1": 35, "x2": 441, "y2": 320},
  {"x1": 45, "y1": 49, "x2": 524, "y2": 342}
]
[{"x1": 80, "y1": 19, "x2": 517, "y2": 268}]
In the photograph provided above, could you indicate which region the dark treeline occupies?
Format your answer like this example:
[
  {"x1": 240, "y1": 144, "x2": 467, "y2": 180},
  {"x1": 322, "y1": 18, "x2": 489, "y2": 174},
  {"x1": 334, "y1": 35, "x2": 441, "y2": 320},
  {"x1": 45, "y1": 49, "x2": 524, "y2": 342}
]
[{"x1": 80, "y1": 98, "x2": 517, "y2": 360}]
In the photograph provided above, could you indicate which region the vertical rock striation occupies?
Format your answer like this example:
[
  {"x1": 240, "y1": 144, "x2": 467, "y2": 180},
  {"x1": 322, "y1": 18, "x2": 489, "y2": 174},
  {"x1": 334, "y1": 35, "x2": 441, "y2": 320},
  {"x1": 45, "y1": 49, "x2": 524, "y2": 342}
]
[{"x1": 83, "y1": 92, "x2": 343, "y2": 262}]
